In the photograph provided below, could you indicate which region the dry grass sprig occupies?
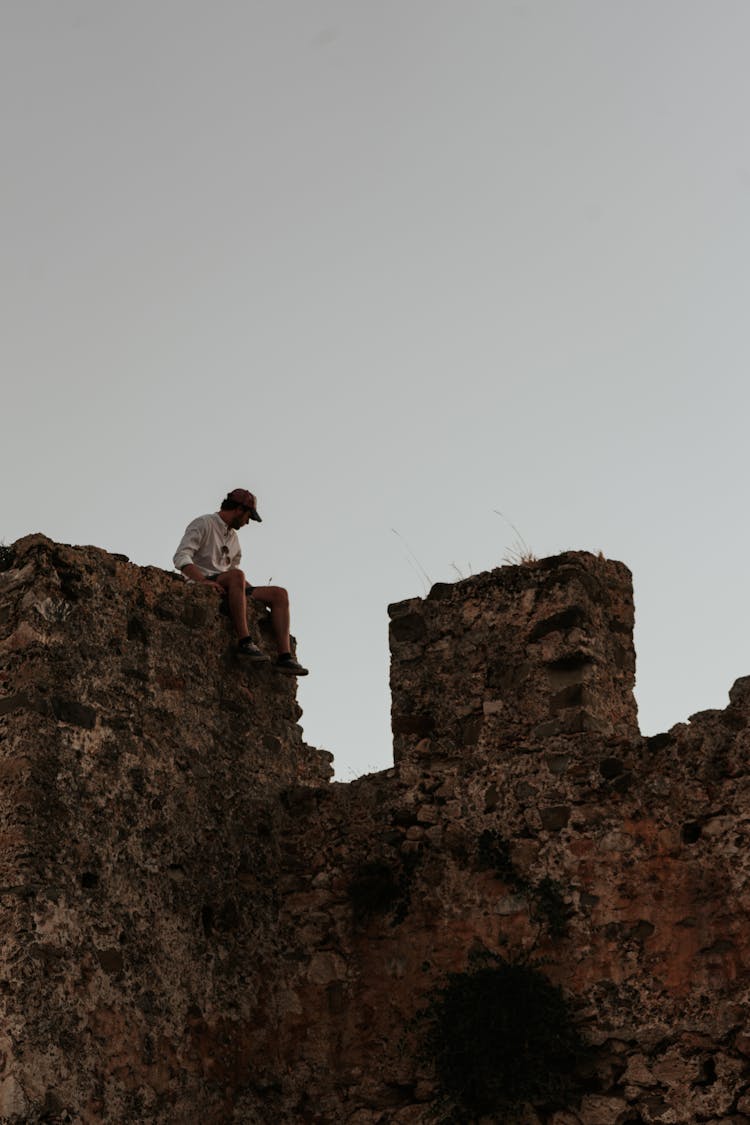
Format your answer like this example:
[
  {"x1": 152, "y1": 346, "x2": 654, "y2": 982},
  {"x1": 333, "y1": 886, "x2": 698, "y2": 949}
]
[
  {"x1": 493, "y1": 510, "x2": 537, "y2": 566},
  {"x1": 391, "y1": 528, "x2": 432, "y2": 595}
]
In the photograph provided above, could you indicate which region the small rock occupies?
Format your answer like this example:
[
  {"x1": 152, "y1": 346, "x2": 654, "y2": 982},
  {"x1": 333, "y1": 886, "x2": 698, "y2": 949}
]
[
  {"x1": 622, "y1": 1053, "x2": 657, "y2": 1086},
  {"x1": 307, "y1": 952, "x2": 346, "y2": 985},
  {"x1": 545, "y1": 752, "x2": 572, "y2": 776},
  {"x1": 540, "y1": 805, "x2": 571, "y2": 831},
  {"x1": 577, "y1": 1094, "x2": 630, "y2": 1125},
  {"x1": 483, "y1": 699, "x2": 504, "y2": 715}
]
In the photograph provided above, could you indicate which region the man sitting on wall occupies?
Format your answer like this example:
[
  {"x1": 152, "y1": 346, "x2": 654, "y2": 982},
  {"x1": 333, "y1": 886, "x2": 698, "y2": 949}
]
[{"x1": 173, "y1": 488, "x2": 308, "y2": 676}]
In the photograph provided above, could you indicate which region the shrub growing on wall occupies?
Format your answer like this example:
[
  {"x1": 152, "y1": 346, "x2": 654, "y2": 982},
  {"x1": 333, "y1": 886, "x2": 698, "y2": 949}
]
[
  {"x1": 347, "y1": 860, "x2": 401, "y2": 921},
  {"x1": 425, "y1": 959, "x2": 584, "y2": 1117},
  {"x1": 0, "y1": 543, "x2": 15, "y2": 571}
]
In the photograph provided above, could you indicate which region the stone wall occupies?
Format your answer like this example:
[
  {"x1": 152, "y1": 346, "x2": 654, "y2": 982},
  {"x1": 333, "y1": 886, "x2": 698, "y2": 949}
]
[
  {"x1": 269, "y1": 698, "x2": 750, "y2": 1123},
  {"x1": 0, "y1": 534, "x2": 330, "y2": 1123},
  {"x1": 1, "y1": 538, "x2": 750, "y2": 1124}
]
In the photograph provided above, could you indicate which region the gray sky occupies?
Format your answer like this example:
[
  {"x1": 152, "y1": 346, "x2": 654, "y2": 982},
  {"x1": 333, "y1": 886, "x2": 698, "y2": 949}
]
[{"x1": 3, "y1": 1, "x2": 750, "y2": 778}]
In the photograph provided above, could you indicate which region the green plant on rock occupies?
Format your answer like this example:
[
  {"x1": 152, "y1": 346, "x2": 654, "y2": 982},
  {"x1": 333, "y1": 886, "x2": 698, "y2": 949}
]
[
  {"x1": 348, "y1": 844, "x2": 422, "y2": 927},
  {"x1": 0, "y1": 542, "x2": 15, "y2": 572},
  {"x1": 477, "y1": 829, "x2": 518, "y2": 884},
  {"x1": 347, "y1": 860, "x2": 401, "y2": 922},
  {"x1": 424, "y1": 956, "x2": 585, "y2": 1120},
  {"x1": 477, "y1": 829, "x2": 571, "y2": 941},
  {"x1": 531, "y1": 876, "x2": 569, "y2": 940}
]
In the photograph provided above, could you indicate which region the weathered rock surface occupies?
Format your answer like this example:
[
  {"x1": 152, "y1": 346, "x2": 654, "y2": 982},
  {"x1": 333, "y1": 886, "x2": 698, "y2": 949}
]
[
  {"x1": 0, "y1": 535, "x2": 330, "y2": 1123},
  {"x1": 1, "y1": 536, "x2": 750, "y2": 1123}
]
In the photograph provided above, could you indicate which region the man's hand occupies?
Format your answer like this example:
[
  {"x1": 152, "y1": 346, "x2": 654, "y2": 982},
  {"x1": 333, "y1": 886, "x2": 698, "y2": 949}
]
[{"x1": 181, "y1": 564, "x2": 225, "y2": 594}]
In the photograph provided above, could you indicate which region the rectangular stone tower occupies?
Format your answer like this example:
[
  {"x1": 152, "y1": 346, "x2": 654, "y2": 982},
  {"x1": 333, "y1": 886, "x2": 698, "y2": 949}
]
[{"x1": 388, "y1": 551, "x2": 638, "y2": 762}]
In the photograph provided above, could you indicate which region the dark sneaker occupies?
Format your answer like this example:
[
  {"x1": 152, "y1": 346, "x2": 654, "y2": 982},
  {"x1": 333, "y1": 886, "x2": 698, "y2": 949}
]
[
  {"x1": 237, "y1": 639, "x2": 269, "y2": 662},
  {"x1": 275, "y1": 656, "x2": 309, "y2": 676}
]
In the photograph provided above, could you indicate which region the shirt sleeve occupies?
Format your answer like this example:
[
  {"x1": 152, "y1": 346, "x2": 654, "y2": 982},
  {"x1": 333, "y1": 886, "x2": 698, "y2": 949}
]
[{"x1": 173, "y1": 517, "x2": 208, "y2": 571}]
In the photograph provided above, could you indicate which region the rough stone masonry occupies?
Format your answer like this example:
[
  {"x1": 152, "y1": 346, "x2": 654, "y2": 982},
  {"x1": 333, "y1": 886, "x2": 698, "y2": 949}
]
[{"x1": 1, "y1": 534, "x2": 750, "y2": 1123}]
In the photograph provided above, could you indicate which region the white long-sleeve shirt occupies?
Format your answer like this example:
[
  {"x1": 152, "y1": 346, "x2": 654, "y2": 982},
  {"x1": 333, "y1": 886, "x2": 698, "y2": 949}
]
[{"x1": 173, "y1": 513, "x2": 242, "y2": 576}]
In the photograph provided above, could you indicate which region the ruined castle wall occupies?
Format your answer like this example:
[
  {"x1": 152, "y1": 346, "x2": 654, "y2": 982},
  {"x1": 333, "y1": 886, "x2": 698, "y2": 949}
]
[
  {"x1": 2, "y1": 540, "x2": 750, "y2": 1124},
  {"x1": 255, "y1": 556, "x2": 750, "y2": 1124},
  {"x1": 0, "y1": 535, "x2": 331, "y2": 1123},
  {"x1": 268, "y1": 704, "x2": 750, "y2": 1123}
]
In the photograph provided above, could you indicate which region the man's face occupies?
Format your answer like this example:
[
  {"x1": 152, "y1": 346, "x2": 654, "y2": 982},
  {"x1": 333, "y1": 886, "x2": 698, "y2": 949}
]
[{"x1": 229, "y1": 506, "x2": 252, "y2": 530}]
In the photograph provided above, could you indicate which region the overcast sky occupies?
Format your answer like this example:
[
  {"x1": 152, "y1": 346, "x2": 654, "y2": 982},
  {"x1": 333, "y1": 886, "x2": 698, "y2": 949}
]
[{"x1": 3, "y1": 1, "x2": 750, "y2": 778}]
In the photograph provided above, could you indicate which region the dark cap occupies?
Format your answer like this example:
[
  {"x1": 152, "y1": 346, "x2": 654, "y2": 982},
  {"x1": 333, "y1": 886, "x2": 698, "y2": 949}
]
[{"x1": 226, "y1": 488, "x2": 262, "y2": 521}]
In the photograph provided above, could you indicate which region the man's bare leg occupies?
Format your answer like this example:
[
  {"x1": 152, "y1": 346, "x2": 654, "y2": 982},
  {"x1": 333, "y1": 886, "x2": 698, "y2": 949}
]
[
  {"x1": 214, "y1": 569, "x2": 250, "y2": 641},
  {"x1": 250, "y1": 586, "x2": 291, "y2": 654},
  {"x1": 251, "y1": 585, "x2": 307, "y2": 675}
]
